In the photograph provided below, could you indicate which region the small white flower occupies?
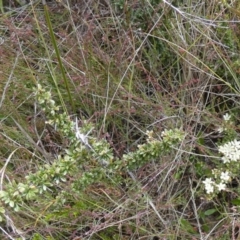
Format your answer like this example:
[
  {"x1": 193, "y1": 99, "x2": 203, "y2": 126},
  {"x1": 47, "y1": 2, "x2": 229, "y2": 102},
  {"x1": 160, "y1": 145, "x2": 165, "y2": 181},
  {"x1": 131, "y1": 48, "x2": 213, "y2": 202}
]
[
  {"x1": 223, "y1": 113, "x2": 231, "y2": 121},
  {"x1": 221, "y1": 156, "x2": 229, "y2": 163},
  {"x1": 217, "y1": 127, "x2": 224, "y2": 133},
  {"x1": 220, "y1": 171, "x2": 231, "y2": 182},
  {"x1": 203, "y1": 178, "x2": 215, "y2": 194},
  {"x1": 216, "y1": 182, "x2": 226, "y2": 191}
]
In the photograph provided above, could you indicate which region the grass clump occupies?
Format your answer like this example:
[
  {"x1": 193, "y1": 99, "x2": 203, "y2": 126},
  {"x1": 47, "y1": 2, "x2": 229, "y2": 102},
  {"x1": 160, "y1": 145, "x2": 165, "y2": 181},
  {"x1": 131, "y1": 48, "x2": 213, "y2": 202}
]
[{"x1": 1, "y1": 0, "x2": 240, "y2": 239}]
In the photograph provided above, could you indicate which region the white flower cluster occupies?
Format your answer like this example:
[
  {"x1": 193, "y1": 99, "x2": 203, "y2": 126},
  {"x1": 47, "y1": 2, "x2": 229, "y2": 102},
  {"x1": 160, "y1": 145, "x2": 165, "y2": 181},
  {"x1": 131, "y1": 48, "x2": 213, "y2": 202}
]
[
  {"x1": 202, "y1": 113, "x2": 239, "y2": 196},
  {"x1": 203, "y1": 171, "x2": 231, "y2": 194},
  {"x1": 218, "y1": 140, "x2": 240, "y2": 163}
]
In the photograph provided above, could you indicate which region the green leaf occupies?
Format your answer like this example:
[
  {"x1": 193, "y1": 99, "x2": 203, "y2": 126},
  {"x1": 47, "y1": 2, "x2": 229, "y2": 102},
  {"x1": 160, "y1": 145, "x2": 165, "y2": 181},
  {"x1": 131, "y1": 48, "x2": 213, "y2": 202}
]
[
  {"x1": 204, "y1": 209, "x2": 217, "y2": 216},
  {"x1": 14, "y1": 205, "x2": 20, "y2": 212},
  {"x1": 0, "y1": 0, "x2": 3, "y2": 13},
  {"x1": 231, "y1": 198, "x2": 240, "y2": 206},
  {"x1": 18, "y1": 183, "x2": 26, "y2": 193},
  {"x1": 0, "y1": 207, "x2": 5, "y2": 214},
  {"x1": 9, "y1": 201, "x2": 15, "y2": 208},
  {"x1": 0, "y1": 191, "x2": 7, "y2": 198},
  {"x1": 180, "y1": 219, "x2": 197, "y2": 234}
]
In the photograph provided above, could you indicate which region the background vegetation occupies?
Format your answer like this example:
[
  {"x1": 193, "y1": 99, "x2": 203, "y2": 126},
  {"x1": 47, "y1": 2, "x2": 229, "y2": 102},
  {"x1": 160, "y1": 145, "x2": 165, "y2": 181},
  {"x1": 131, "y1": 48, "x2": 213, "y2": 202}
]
[{"x1": 1, "y1": 0, "x2": 240, "y2": 239}]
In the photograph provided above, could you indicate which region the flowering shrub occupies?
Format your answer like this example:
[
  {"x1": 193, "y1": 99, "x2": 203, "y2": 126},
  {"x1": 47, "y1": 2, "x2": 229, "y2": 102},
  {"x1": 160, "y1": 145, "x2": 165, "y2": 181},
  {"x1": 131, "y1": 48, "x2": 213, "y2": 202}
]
[
  {"x1": 0, "y1": 84, "x2": 185, "y2": 219},
  {"x1": 202, "y1": 113, "x2": 240, "y2": 198}
]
